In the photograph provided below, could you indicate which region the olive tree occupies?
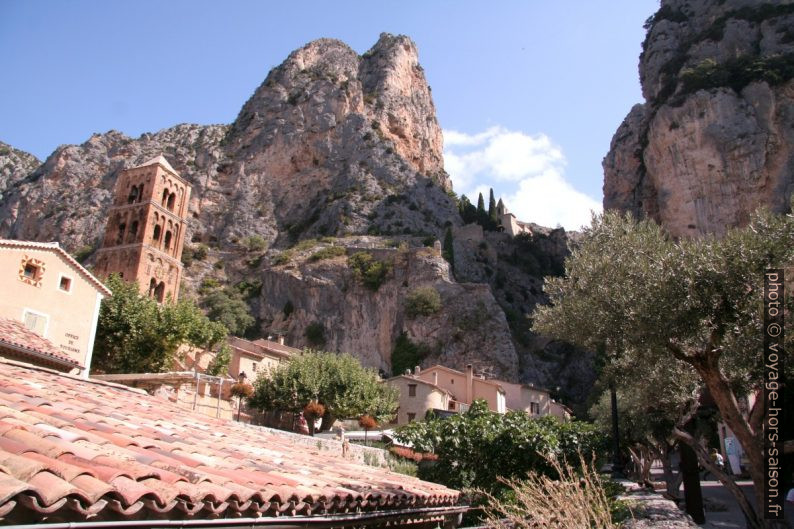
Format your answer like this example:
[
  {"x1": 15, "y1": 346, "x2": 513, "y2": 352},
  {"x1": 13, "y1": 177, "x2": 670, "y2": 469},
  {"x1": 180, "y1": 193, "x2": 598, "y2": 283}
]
[{"x1": 532, "y1": 209, "x2": 793, "y2": 529}]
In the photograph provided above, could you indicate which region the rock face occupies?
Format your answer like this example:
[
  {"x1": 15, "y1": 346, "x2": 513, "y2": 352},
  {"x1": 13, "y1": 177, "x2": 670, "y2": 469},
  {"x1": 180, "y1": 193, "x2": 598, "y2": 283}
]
[
  {"x1": 0, "y1": 141, "x2": 40, "y2": 197},
  {"x1": 0, "y1": 33, "x2": 590, "y2": 402},
  {"x1": 604, "y1": 0, "x2": 794, "y2": 237}
]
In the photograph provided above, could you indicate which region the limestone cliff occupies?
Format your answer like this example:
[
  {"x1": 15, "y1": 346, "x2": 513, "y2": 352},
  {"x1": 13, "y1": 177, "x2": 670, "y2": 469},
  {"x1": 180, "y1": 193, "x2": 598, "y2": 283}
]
[
  {"x1": 604, "y1": 0, "x2": 794, "y2": 236},
  {"x1": 0, "y1": 141, "x2": 39, "y2": 197},
  {"x1": 0, "y1": 33, "x2": 588, "y2": 400}
]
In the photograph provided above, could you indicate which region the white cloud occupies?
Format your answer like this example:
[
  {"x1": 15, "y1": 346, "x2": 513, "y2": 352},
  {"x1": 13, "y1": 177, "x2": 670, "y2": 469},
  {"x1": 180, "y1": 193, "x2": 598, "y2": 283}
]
[{"x1": 443, "y1": 127, "x2": 601, "y2": 231}]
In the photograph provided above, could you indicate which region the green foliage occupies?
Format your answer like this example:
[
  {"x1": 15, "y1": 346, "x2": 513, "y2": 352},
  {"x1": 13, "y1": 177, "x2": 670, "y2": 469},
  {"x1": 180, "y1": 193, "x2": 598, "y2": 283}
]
[
  {"x1": 395, "y1": 400, "x2": 606, "y2": 493},
  {"x1": 293, "y1": 238, "x2": 319, "y2": 251},
  {"x1": 249, "y1": 350, "x2": 399, "y2": 426},
  {"x1": 404, "y1": 286, "x2": 442, "y2": 318},
  {"x1": 390, "y1": 333, "x2": 432, "y2": 377},
  {"x1": 193, "y1": 244, "x2": 209, "y2": 261},
  {"x1": 442, "y1": 227, "x2": 454, "y2": 272},
  {"x1": 348, "y1": 252, "x2": 392, "y2": 291},
  {"x1": 309, "y1": 245, "x2": 346, "y2": 262},
  {"x1": 206, "y1": 343, "x2": 231, "y2": 376},
  {"x1": 488, "y1": 188, "x2": 498, "y2": 225},
  {"x1": 180, "y1": 245, "x2": 195, "y2": 267},
  {"x1": 93, "y1": 275, "x2": 227, "y2": 374},
  {"x1": 200, "y1": 288, "x2": 255, "y2": 336},
  {"x1": 386, "y1": 454, "x2": 418, "y2": 477},
  {"x1": 240, "y1": 234, "x2": 268, "y2": 253},
  {"x1": 304, "y1": 322, "x2": 326, "y2": 347},
  {"x1": 680, "y1": 53, "x2": 794, "y2": 96},
  {"x1": 509, "y1": 232, "x2": 565, "y2": 277},
  {"x1": 73, "y1": 245, "x2": 95, "y2": 264},
  {"x1": 272, "y1": 249, "x2": 294, "y2": 265}
]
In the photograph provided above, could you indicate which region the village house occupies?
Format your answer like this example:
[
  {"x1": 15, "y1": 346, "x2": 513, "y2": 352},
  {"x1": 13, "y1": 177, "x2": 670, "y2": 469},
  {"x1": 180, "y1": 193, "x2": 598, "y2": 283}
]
[
  {"x1": 227, "y1": 335, "x2": 300, "y2": 380},
  {"x1": 0, "y1": 239, "x2": 111, "y2": 376},
  {"x1": 385, "y1": 374, "x2": 454, "y2": 425},
  {"x1": 0, "y1": 356, "x2": 463, "y2": 525},
  {"x1": 387, "y1": 364, "x2": 568, "y2": 425}
]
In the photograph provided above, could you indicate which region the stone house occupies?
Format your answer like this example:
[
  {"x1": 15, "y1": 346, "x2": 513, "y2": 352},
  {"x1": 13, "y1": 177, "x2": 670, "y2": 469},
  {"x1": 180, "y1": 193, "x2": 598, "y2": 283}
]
[
  {"x1": 0, "y1": 239, "x2": 111, "y2": 376},
  {"x1": 414, "y1": 364, "x2": 507, "y2": 414},
  {"x1": 385, "y1": 374, "x2": 455, "y2": 425},
  {"x1": 499, "y1": 380, "x2": 552, "y2": 416},
  {"x1": 227, "y1": 336, "x2": 300, "y2": 380}
]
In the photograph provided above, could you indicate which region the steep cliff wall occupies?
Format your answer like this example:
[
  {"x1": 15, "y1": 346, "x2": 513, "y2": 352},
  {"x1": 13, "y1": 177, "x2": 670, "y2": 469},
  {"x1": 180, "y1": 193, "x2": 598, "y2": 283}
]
[
  {"x1": 0, "y1": 33, "x2": 590, "y2": 398},
  {"x1": 604, "y1": 0, "x2": 794, "y2": 236}
]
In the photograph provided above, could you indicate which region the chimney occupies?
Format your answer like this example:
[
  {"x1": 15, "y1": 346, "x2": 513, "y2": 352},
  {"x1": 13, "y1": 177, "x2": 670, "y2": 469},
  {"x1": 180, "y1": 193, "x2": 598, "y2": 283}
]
[
  {"x1": 405, "y1": 368, "x2": 412, "y2": 376},
  {"x1": 415, "y1": 366, "x2": 421, "y2": 374},
  {"x1": 278, "y1": 335, "x2": 285, "y2": 345},
  {"x1": 433, "y1": 371, "x2": 438, "y2": 386},
  {"x1": 466, "y1": 364, "x2": 474, "y2": 404}
]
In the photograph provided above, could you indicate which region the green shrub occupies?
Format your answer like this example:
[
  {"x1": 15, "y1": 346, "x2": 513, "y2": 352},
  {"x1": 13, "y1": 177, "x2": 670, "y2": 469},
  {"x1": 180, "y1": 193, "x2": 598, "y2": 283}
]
[
  {"x1": 293, "y1": 238, "x2": 319, "y2": 252},
  {"x1": 391, "y1": 333, "x2": 432, "y2": 377},
  {"x1": 181, "y1": 246, "x2": 195, "y2": 267},
  {"x1": 194, "y1": 244, "x2": 209, "y2": 260},
  {"x1": 272, "y1": 249, "x2": 294, "y2": 266},
  {"x1": 73, "y1": 245, "x2": 95, "y2": 264},
  {"x1": 200, "y1": 288, "x2": 255, "y2": 335},
  {"x1": 309, "y1": 246, "x2": 346, "y2": 262},
  {"x1": 348, "y1": 252, "x2": 392, "y2": 291},
  {"x1": 404, "y1": 287, "x2": 442, "y2": 318},
  {"x1": 395, "y1": 401, "x2": 606, "y2": 495},
  {"x1": 305, "y1": 322, "x2": 326, "y2": 347},
  {"x1": 240, "y1": 234, "x2": 268, "y2": 253}
]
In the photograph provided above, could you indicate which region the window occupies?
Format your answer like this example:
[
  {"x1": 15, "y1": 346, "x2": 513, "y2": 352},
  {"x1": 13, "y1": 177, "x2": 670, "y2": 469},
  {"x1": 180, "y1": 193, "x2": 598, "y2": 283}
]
[
  {"x1": 450, "y1": 378, "x2": 454, "y2": 384},
  {"x1": 407, "y1": 413, "x2": 416, "y2": 423},
  {"x1": 152, "y1": 225, "x2": 162, "y2": 243},
  {"x1": 167, "y1": 192, "x2": 176, "y2": 211},
  {"x1": 59, "y1": 275, "x2": 72, "y2": 292},
  {"x1": 19, "y1": 257, "x2": 45, "y2": 287},
  {"x1": 252, "y1": 362, "x2": 258, "y2": 372},
  {"x1": 530, "y1": 402, "x2": 540, "y2": 415},
  {"x1": 23, "y1": 309, "x2": 48, "y2": 337},
  {"x1": 408, "y1": 384, "x2": 417, "y2": 397}
]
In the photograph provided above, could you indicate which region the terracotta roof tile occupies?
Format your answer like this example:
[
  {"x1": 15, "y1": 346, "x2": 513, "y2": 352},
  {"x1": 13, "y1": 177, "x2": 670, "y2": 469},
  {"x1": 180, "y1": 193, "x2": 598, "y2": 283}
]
[
  {"x1": 0, "y1": 317, "x2": 81, "y2": 371},
  {"x1": 0, "y1": 359, "x2": 460, "y2": 523}
]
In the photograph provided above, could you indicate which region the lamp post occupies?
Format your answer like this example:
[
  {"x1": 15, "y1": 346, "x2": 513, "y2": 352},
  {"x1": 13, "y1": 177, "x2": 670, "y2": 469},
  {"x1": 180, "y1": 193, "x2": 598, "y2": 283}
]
[{"x1": 610, "y1": 382, "x2": 624, "y2": 478}]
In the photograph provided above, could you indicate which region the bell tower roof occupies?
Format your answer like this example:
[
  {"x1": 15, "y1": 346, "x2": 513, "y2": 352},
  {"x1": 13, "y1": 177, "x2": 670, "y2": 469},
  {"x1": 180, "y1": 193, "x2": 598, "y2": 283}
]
[{"x1": 133, "y1": 155, "x2": 179, "y2": 176}]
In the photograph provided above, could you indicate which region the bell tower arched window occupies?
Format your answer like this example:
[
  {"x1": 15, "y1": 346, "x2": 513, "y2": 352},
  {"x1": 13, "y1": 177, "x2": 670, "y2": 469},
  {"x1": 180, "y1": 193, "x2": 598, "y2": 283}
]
[
  {"x1": 164, "y1": 230, "x2": 172, "y2": 252},
  {"x1": 152, "y1": 224, "x2": 162, "y2": 244}
]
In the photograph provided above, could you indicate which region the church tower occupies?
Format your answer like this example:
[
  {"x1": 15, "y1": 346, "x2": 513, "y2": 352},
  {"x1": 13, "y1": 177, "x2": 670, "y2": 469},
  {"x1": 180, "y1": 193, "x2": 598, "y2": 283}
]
[{"x1": 94, "y1": 155, "x2": 191, "y2": 303}]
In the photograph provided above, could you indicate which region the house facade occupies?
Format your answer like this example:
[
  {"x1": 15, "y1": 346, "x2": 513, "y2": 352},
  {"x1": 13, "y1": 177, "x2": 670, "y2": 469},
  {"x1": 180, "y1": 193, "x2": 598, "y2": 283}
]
[
  {"x1": 227, "y1": 336, "x2": 299, "y2": 380},
  {"x1": 414, "y1": 364, "x2": 507, "y2": 414},
  {"x1": 0, "y1": 239, "x2": 111, "y2": 375},
  {"x1": 385, "y1": 375, "x2": 453, "y2": 425},
  {"x1": 500, "y1": 381, "x2": 551, "y2": 416}
]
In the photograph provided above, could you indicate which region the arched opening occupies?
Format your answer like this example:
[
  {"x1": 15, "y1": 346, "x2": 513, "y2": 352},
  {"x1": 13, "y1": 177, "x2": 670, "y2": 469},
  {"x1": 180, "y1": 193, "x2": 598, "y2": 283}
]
[
  {"x1": 137, "y1": 185, "x2": 145, "y2": 202},
  {"x1": 116, "y1": 223, "x2": 126, "y2": 245},
  {"x1": 161, "y1": 189, "x2": 169, "y2": 207},
  {"x1": 164, "y1": 230, "x2": 172, "y2": 251},
  {"x1": 155, "y1": 282, "x2": 166, "y2": 303},
  {"x1": 127, "y1": 185, "x2": 139, "y2": 204},
  {"x1": 167, "y1": 192, "x2": 176, "y2": 211},
  {"x1": 152, "y1": 224, "x2": 162, "y2": 244},
  {"x1": 127, "y1": 220, "x2": 139, "y2": 243},
  {"x1": 148, "y1": 278, "x2": 157, "y2": 298}
]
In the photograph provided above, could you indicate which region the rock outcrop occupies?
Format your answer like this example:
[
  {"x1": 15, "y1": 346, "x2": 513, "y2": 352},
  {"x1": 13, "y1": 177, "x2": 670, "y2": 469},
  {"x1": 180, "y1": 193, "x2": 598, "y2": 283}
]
[
  {"x1": 0, "y1": 33, "x2": 590, "y2": 400},
  {"x1": 604, "y1": 0, "x2": 794, "y2": 237},
  {"x1": 0, "y1": 141, "x2": 39, "y2": 197}
]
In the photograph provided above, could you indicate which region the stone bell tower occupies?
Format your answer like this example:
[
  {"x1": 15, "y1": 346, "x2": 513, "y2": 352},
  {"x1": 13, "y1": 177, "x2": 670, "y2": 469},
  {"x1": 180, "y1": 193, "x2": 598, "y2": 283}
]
[{"x1": 94, "y1": 155, "x2": 191, "y2": 303}]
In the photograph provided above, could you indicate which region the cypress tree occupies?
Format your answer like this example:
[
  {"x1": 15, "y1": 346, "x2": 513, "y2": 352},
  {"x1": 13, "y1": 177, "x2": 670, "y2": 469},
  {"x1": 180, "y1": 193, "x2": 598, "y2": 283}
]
[
  {"x1": 477, "y1": 192, "x2": 488, "y2": 227},
  {"x1": 442, "y1": 227, "x2": 455, "y2": 276},
  {"x1": 488, "y1": 188, "x2": 498, "y2": 227}
]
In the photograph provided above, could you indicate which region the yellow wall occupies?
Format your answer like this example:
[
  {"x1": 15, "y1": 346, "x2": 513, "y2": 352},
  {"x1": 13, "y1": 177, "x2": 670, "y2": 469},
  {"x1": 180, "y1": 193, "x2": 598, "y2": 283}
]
[
  {"x1": 501, "y1": 381, "x2": 551, "y2": 416},
  {"x1": 0, "y1": 246, "x2": 103, "y2": 371},
  {"x1": 416, "y1": 367, "x2": 505, "y2": 413},
  {"x1": 386, "y1": 376, "x2": 449, "y2": 425}
]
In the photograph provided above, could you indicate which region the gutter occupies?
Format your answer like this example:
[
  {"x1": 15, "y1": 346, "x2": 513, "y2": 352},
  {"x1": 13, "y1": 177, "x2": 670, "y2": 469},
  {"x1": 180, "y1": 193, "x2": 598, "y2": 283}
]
[
  {"x1": 4, "y1": 505, "x2": 468, "y2": 529},
  {"x1": 0, "y1": 340, "x2": 81, "y2": 372}
]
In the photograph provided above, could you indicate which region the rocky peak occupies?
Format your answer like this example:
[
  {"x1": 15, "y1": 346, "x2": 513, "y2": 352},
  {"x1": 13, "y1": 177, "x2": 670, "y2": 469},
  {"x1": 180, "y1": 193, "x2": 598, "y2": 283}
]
[{"x1": 604, "y1": 0, "x2": 794, "y2": 237}]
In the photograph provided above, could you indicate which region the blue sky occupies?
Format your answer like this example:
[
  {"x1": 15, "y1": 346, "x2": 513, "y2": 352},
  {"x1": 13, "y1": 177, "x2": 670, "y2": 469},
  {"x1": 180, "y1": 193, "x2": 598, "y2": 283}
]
[{"x1": 0, "y1": 1, "x2": 659, "y2": 229}]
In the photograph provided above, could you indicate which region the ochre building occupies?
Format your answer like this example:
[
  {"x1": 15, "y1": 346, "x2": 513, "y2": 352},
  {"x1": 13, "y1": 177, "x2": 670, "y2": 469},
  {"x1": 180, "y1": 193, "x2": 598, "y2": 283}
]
[{"x1": 94, "y1": 155, "x2": 191, "y2": 302}]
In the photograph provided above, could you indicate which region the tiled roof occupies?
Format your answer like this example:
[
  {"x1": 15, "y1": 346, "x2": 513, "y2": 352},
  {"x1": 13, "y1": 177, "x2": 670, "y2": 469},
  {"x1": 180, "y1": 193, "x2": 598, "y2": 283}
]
[
  {"x1": 0, "y1": 239, "x2": 112, "y2": 296},
  {"x1": 385, "y1": 375, "x2": 452, "y2": 396},
  {"x1": 0, "y1": 359, "x2": 460, "y2": 524},
  {"x1": 0, "y1": 317, "x2": 80, "y2": 371},
  {"x1": 133, "y1": 154, "x2": 179, "y2": 176},
  {"x1": 229, "y1": 336, "x2": 300, "y2": 359}
]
